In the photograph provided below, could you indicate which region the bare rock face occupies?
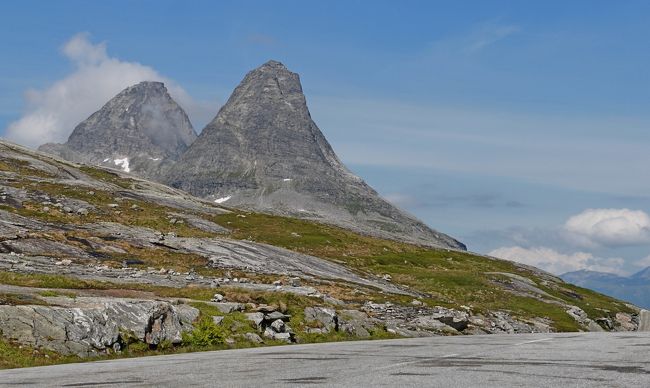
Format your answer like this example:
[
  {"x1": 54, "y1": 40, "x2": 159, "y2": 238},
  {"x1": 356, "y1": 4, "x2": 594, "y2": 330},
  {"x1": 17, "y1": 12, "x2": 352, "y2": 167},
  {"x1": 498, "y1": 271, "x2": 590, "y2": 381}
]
[
  {"x1": 164, "y1": 61, "x2": 465, "y2": 250},
  {"x1": 0, "y1": 297, "x2": 198, "y2": 357},
  {"x1": 39, "y1": 81, "x2": 197, "y2": 179}
]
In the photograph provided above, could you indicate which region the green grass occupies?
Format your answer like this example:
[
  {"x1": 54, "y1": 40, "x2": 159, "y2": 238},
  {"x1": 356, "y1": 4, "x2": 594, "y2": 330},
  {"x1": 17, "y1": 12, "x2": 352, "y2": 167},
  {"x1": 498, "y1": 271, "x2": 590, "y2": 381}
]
[
  {"x1": 0, "y1": 271, "x2": 112, "y2": 290},
  {"x1": 0, "y1": 157, "x2": 56, "y2": 179},
  {"x1": 37, "y1": 290, "x2": 77, "y2": 299},
  {"x1": 5, "y1": 180, "x2": 215, "y2": 237},
  {"x1": 0, "y1": 339, "x2": 79, "y2": 369},
  {"x1": 78, "y1": 166, "x2": 135, "y2": 189},
  {"x1": 0, "y1": 293, "x2": 48, "y2": 306},
  {"x1": 208, "y1": 210, "x2": 634, "y2": 330},
  {"x1": 0, "y1": 153, "x2": 637, "y2": 358}
]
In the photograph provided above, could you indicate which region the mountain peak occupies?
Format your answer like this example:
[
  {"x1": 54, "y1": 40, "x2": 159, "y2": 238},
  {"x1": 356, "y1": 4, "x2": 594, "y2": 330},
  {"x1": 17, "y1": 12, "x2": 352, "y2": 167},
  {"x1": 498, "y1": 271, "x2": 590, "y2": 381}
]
[
  {"x1": 129, "y1": 80, "x2": 166, "y2": 90},
  {"x1": 38, "y1": 81, "x2": 196, "y2": 178},
  {"x1": 631, "y1": 266, "x2": 650, "y2": 279},
  {"x1": 164, "y1": 61, "x2": 465, "y2": 249},
  {"x1": 258, "y1": 60, "x2": 288, "y2": 70}
]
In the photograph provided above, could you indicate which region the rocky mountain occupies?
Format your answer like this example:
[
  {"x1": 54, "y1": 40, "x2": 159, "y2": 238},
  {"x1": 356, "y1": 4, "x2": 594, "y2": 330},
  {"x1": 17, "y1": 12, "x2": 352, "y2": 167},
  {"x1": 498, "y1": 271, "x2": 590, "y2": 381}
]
[
  {"x1": 163, "y1": 61, "x2": 464, "y2": 250},
  {"x1": 561, "y1": 268, "x2": 650, "y2": 309},
  {"x1": 39, "y1": 81, "x2": 196, "y2": 179},
  {"x1": 0, "y1": 139, "x2": 640, "y2": 367}
]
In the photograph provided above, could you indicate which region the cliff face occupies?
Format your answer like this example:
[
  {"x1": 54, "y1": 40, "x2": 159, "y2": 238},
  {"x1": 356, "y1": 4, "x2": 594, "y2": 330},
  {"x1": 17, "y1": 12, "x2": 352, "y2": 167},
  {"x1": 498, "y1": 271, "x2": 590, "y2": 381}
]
[
  {"x1": 39, "y1": 81, "x2": 196, "y2": 179},
  {"x1": 164, "y1": 61, "x2": 465, "y2": 249}
]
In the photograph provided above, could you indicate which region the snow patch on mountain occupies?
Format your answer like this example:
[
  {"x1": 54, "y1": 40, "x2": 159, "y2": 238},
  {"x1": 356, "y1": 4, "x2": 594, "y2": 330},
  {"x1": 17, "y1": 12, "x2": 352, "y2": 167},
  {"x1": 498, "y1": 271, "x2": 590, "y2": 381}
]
[
  {"x1": 214, "y1": 196, "x2": 231, "y2": 204},
  {"x1": 114, "y1": 157, "x2": 130, "y2": 173}
]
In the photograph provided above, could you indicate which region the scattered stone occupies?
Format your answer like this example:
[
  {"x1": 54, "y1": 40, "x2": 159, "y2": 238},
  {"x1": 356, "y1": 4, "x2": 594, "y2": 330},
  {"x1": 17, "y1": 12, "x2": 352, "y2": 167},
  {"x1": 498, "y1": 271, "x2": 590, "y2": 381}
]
[
  {"x1": 338, "y1": 310, "x2": 375, "y2": 337},
  {"x1": 270, "y1": 319, "x2": 285, "y2": 333},
  {"x1": 408, "y1": 316, "x2": 458, "y2": 334},
  {"x1": 77, "y1": 208, "x2": 88, "y2": 216},
  {"x1": 304, "y1": 307, "x2": 338, "y2": 333},
  {"x1": 273, "y1": 332, "x2": 292, "y2": 343},
  {"x1": 212, "y1": 316, "x2": 224, "y2": 326},
  {"x1": 244, "y1": 332, "x2": 263, "y2": 344},
  {"x1": 211, "y1": 293, "x2": 224, "y2": 302},
  {"x1": 255, "y1": 304, "x2": 277, "y2": 313},
  {"x1": 245, "y1": 312, "x2": 265, "y2": 329},
  {"x1": 55, "y1": 259, "x2": 73, "y2": 266},
  {"x1": 212, "y1": 302, "x2": 245, "y2": 314},
  {"x1": 596, "y1": 317, "x2": 614, "y2": 330},
  {"x1": 265, "y1": 311, "x2": 290, "y2": 321},
  {"x1": 615, "y1": 312, "x2": 637, "y2": 331},
  {"x1": 429, "y1": 307, "x2": 469, "y2": 331}
]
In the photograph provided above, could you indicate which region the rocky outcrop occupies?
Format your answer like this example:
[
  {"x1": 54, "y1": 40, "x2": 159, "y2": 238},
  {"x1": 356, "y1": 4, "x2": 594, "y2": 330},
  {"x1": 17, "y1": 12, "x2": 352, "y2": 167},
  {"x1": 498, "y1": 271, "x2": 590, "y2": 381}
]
[
  {"x1": 304, "y1": 307, "x2": 339, "y2": 333},
  {"x1": 245, "y1": 307, "x2": 294, "y2": 343},
  {"x1": 0, "y1": 297, "x2": 198, "y2": 357},
  {"x1": 39, "y1": 82, "x2": 196, "y2": 179},
  {"x1": 163, "y1": 61, "x2": 464, "y2": 250},
  {"x1": 363, "y1": 302, "x2": 557, "y2": 336},
  {"x1": 303, "y1": 307, "x2": 377, "y2": 338}
]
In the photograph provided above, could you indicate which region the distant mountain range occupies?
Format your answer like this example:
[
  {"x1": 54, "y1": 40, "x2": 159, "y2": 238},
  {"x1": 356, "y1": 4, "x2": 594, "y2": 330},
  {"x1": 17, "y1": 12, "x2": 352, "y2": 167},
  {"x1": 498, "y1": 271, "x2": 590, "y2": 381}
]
[
  {"x1": 561, "y1": 267, "x2": 650, "y2": 308},
  {"x1": 38, "y1": 60, "x2": 465, "y2": 250}
]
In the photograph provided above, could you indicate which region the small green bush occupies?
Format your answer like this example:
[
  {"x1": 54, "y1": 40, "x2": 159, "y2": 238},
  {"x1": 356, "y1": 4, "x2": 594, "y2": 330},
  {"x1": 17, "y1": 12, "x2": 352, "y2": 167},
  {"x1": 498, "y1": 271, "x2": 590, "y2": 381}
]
[{"x1": 182, "y1": 318, "x2": 227, "y2": 347}]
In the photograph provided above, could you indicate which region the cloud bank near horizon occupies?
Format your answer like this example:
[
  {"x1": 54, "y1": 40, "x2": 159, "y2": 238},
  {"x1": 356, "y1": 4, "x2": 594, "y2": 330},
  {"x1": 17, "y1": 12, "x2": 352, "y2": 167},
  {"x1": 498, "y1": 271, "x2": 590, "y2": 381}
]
[{"x1": 489, "y1": 208, "x2": 650, "y2": 275}]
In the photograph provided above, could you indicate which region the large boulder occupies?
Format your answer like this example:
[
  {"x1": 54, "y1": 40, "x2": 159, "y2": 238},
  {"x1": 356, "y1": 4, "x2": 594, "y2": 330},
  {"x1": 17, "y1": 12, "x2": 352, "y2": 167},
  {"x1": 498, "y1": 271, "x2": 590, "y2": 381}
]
[
  {"x1": 408, "y1": 316, "x2": 459, "y2": 334},
  {"x1": 338, "y1": 310, "x2": 377, "y2": 337},
  {"x1": 429, "y1": 307, "x2": 469, "y2": 331},
  {"x1": 0, "y1": 297, "x2": 198, "y2": 357},
  {"x1": 304, "y1": 307, "x2": 338, "y2": 333}
]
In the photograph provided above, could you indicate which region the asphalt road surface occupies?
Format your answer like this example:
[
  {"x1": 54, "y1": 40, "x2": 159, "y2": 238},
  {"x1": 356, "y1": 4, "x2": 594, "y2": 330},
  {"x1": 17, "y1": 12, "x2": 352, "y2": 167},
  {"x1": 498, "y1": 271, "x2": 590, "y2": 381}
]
[{"x1": 1, "y1": 332, "x2": 649, "y2": 387}]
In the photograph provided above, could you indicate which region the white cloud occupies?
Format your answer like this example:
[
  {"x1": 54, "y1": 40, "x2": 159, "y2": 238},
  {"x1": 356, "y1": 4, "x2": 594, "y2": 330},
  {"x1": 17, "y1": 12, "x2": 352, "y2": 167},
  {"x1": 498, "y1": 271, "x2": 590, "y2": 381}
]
[
  {"x1": 5, "y1": 33, "x2": 214, "y2": 148},
  {"x1": 489, "y1": 246, "x2": 626, "y2": 275},
  {"x1": 564, "y1": 208, "x2": 650, "y2": 247}
]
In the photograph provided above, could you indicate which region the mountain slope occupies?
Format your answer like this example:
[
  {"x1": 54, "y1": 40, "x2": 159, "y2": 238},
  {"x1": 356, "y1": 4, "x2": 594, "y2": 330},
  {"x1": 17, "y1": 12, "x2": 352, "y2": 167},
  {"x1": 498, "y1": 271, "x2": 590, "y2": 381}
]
[
  {"x1": 164, "y1": 60, "x2": 464, "y2": 250},
  {"x1": 561, "y1": 268, "x2": 650, "y2": 309},
  {"x1": 39, "y1": 81, "x2": 196, "y2": 179},
  {"x1": 0, "y1": 139, "x2": 640, "y2": 367}
]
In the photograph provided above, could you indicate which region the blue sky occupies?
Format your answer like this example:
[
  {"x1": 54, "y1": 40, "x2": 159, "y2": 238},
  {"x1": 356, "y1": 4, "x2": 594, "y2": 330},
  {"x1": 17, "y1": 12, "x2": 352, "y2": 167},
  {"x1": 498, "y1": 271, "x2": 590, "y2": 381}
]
[{"x1": 2, "y1": 0, "x2": 650, "y2": 275}]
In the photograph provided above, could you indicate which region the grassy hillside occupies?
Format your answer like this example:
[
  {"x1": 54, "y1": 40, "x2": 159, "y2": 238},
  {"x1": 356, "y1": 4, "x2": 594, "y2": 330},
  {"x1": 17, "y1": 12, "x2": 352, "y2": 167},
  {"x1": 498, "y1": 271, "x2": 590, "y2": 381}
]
[{"x1": 0, "y1": 140, "x2": 639, "y2": 368}]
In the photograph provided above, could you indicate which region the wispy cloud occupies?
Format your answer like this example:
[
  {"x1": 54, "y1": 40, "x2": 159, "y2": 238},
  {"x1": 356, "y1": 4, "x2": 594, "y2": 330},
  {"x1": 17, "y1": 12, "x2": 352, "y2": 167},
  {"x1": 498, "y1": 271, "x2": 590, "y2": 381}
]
[
  {"x1": 464, "y1": 23, "x2": 520, "y2": 53},
  {"x1": 4, "y1": 33, "x2": 215, "y2": 148},
  {"x1": 384, "y1": 191, "x2": 525, "y2": 210},
  {"x1": 311, "y1": 95, "x2": 650, "y2": 195}
]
